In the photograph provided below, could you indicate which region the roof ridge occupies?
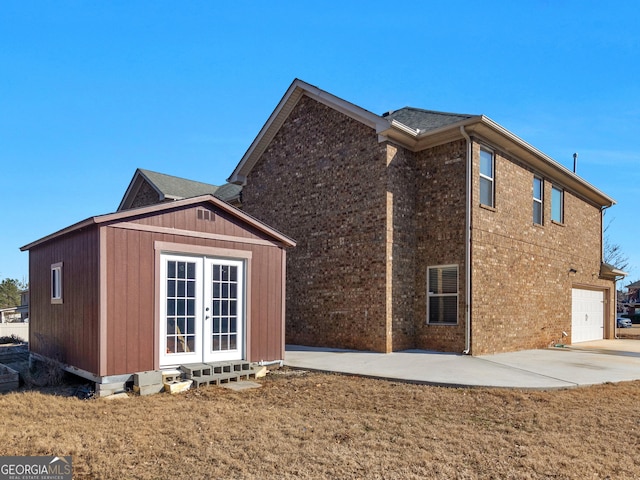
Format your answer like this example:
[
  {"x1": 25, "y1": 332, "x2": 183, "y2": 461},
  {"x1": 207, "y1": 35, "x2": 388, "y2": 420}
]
[{"x1": 138, "y1": 168, "x2": 219, "y2": 189}]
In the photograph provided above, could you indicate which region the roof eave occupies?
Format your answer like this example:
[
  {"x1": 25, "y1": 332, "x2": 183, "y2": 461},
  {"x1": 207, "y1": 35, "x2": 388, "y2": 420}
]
[
  {"x1": 466, "y1": 117, "x2": 616, "y2": 208},
  {"x1": 20, "y1": 217, "x2": 99, "y2": 251},
  {"x1": 21, "y1": 195, "x2": 296, "y2": 251},
  {"x1": 117, "y1": 168, "x2": 144, "y2": 211},
  {"x1": 378, "y1": 116, "x2": 481, "y2": 151},
  {"x1": 381, "y1": 115, "x2": 615, "y2": 208},
  {"x1": 601, "y1": 262, "x2": 628, "y2": 278}
]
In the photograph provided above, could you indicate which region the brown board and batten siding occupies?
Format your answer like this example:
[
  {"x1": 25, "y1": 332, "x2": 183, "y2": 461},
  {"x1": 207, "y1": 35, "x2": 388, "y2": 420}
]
[
  {"x1": 103, "y1": 224, "x2": 288, "y2": 375},
  {"x1": 22, "y1": 195, "x2": 295, "y2": 380},
  {"x1": 27, "y1": 227, "x2": 101, "y2": 375}
]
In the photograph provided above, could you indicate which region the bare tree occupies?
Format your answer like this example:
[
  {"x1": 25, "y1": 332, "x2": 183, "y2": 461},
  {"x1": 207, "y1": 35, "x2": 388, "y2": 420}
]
[{"x1": 603, "y1": 217, "x2": 629, "y2": 272}]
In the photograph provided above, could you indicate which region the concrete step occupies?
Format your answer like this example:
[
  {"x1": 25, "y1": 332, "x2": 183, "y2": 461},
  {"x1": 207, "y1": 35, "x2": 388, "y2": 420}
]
[
  {"x1": 190, "y1": 372, "x2": 240, "y2": 387},
  {"x1": 178, "y1": 361, "x2": 262, "y2": 388}
]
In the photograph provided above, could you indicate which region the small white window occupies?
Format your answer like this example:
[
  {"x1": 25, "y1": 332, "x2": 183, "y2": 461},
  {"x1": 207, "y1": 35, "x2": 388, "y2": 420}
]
[
  {"x1": 533, "y1": 176, "x2": 543, "y2": 225},
  {"x1": 427, "y1": 265, "x2": 458, "y2": 324},
  {"x1": 552, "y1": 186, "x2": 564, "y2": 223},
  {"x1": 479, "y1": 148, "x2": 495, "y2": 207},
  {"x1": 51, "y1": 262, "x2": 63, "y2": 304}
]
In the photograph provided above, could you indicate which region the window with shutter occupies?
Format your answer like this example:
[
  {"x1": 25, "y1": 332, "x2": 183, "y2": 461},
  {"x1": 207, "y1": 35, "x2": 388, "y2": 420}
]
[{"x1": 427, "y1": 265, "x2": 458, "y2": 324}]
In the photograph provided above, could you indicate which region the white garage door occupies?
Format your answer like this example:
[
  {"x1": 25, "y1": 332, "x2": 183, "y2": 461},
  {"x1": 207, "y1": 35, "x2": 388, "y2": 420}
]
[{"x1": 571, "y1": 288, "x2": 604, "y2": 343}]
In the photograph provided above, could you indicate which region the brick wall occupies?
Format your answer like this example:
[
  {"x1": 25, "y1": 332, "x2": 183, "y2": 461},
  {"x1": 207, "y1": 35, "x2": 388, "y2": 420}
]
[
  {"x1": 240, "y1": 94, "x2": 612, "y2": 356},
  {"x1": 413, "y1": 140, "x2": 468, "y2": 352},
  {"x1": 386, "y1": 143, "x2": 417, "y2": 351},
  {"x1": 470, "y1": 140, "x2": 612, "y2": 354},
  {"x1": 241, "y1": 95, "x2": 391, "y2": 352},
  {"x1": 130, "y1": 180, "x2": 161, "y2": 209}
]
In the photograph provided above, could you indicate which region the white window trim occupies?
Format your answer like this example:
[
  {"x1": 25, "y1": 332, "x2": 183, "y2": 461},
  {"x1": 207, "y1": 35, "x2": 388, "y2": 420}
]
[
  {"x1": 479, "y1": 148, "x2": 495, "y2": 208},
  {"x1": 533, "y1": 176, "x2": 544, "y2": 225},
  {"x1": 427, "y1": 264, "x2": 459, "y2": 325},
  {"x1": 51, "y1": 262, "x2": 63, "y2": 304}
]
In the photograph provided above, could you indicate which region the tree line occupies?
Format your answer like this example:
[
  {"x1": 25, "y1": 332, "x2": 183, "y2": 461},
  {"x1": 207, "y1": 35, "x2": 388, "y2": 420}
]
[{"x1": 0, "y1": 278, "x2": 27, "y2": 309}]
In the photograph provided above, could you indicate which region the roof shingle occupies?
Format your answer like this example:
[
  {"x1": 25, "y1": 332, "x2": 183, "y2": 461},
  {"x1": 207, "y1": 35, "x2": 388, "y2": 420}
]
[{"x1": 382, "y1": 107, "x2": 474, "y2": 133}]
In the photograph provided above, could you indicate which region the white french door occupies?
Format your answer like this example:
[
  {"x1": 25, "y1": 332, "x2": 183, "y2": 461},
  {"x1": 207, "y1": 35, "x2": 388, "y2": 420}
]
[
  {"x1": 203, "y1": 258, "x2": 244, "y2": 362},
  {"x1": 159, "y1": 254, "x2": 244, "y2": 367}
]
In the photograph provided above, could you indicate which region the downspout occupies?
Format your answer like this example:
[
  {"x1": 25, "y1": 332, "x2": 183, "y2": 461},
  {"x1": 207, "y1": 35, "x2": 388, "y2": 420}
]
[
  {"x1": 614, "y1": 274, "x2": 620, "y2": 339},
  {"x1": 602, "y1": 204, "x2": 618, "y2": 339},
  {"x1": 461, "y1": 126, "x2": 472, "y2": 354},
  {"x1": 601, "y1": 205, "x2": 610, "y2": 265}
]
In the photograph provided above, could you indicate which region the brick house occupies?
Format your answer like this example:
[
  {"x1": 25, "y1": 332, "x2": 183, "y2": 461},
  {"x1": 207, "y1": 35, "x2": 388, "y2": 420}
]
[
  {"x1": 228, "y1": 79, "x2": 623, "y2": 355},
  {"x1": 119, "y1": 168, "x2": 242, "y2": 211}
]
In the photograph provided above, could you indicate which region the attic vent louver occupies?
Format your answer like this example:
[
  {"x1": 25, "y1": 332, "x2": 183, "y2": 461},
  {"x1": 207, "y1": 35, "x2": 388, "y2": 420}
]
[{"x1": 197, "y1": 208, "x2": 215, "y2": 222}]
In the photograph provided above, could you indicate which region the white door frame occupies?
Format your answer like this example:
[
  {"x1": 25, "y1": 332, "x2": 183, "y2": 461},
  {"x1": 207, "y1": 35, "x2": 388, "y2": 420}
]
[
  {"x1": 159, "y1": 253, "x2": 245, "y2": 367},
  {"x1": 203, "y1": 258, "x2": 245, "y2": 363},
  {"x1": 159, "y1": 254, "x2": 204, "y2": 367}
]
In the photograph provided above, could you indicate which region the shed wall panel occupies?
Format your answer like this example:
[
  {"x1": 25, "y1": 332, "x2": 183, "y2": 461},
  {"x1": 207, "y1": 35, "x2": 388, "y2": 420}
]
[
  {"x1": 29, "y1": 228, "x2": 100, "y2": 374},
  {"x1": 104, "y1": 207, "x2": 287, "y2": 375},
  {"x1": 127, "y1": 203, "x2": 278, "y2": 243}
]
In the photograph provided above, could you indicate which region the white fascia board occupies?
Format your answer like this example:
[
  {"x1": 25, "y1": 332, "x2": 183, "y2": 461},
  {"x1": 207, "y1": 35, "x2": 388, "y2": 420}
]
[
  {"x1": 379, "y1": 117, "x2": 480, "y2": 151},
  {"x1": 227, "y1": 79, "x2": 390, "y2": 184},
  {"x1": 228, "y1": 81, "x2": 305, "y2": 185},
  {"x1": 389, "y1": 119, "x2": 419, "y2": 136},
  {"x1": 471, "y1": 116, "x2": 615, "y2": 207},
  {"x1": 300, "y1": 82, "x2": 388, "y2": 132}
]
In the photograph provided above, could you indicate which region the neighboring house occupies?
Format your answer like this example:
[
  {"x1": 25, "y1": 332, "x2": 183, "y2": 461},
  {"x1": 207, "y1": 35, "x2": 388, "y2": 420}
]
[
  {"x1": 0, "y1": 290, "x2": 29, "y2": 340},
  {"x1": 0, "y1": 307, "x2": 21, "y2": 323},
  {"x1": 119, "y1": 168, "x2": 242, "y2": 211},
  {"x1": 624, "y1": 280, "x2": 640, "y2": 310},
  {"x1": 21, "y1": 195, "x2": 295, "y2": 389},
  {"x1": 17, "y1": 289, "x2": 29, "y2": 321},
  {"x1": 228, "y1": 78, "x2": 622, "y2": 355}
]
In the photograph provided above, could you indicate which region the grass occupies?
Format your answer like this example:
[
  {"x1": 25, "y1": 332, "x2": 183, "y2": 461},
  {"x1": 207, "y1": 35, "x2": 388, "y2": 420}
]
[{"x1": 0, "y1": 370, "x2": 639, "y2": 479}]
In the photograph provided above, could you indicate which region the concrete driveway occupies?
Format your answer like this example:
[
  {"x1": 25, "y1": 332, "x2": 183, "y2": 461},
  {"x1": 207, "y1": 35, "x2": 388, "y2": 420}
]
[{"x1": 284, "y1": 339, "x2": 640, "y2": 389}]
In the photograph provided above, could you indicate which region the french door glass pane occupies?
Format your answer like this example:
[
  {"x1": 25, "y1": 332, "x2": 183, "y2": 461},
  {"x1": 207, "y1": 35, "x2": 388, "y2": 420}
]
[{"x1": 166, "y1": 260, "x2": 197, "y2": 355}]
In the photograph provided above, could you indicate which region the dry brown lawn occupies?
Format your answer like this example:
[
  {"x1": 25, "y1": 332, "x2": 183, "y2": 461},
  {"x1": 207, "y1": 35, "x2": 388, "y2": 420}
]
[{"x1": 1, "y1": 370, "x2": 639, "y2": 479}]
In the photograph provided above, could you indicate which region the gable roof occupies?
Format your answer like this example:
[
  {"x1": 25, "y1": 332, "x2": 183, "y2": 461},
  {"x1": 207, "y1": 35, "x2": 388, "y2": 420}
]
[
  {"x1": 21, "y1": 194, "x2": 295, "y2": 251},
  {"x1": 228, "y1": 78, "x2": 615, "y2": 209},
  {"x1": 118, "y1": 169, "x2": 240, "y2": 211},
  {"x1": 227, "y1": 79, "x2": 389, "y2": 186}
]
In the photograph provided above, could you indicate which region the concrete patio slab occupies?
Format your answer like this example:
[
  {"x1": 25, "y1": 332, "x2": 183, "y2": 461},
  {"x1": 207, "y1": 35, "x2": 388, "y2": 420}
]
[{"x1": 285, "y1": 340, "x2": 640, "y2": 389}]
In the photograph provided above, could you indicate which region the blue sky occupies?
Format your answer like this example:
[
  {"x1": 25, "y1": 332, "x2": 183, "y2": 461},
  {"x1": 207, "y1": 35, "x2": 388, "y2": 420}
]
[{"x1": 2, "y1": 1, "x2": 639, "y2": 284}]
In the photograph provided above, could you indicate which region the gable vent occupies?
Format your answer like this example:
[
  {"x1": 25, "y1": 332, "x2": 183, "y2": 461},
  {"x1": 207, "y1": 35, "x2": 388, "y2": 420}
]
[{"x1": 197, "y1": 208, "x2": 215, "y2": 222}]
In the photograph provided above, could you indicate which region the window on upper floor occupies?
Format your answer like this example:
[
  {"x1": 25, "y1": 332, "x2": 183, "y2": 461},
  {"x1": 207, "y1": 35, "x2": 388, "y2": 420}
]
[
  {"x1": 427, "y1": 265, "x2": 458, "y2": 325},
  {"x1": 533, "y1": 176, "x2": 543, "y2": 225},
  {"x1": 479, "y1": 148, "x2": 495, "y2": 208},
  {"x1": 552, "y1": 185, "x2": 564, "y2": 224},
  {"x1": 51, "y1": 262, "x2": 63, "y2": 304}
]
